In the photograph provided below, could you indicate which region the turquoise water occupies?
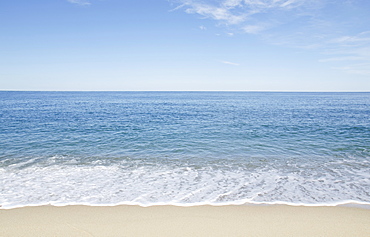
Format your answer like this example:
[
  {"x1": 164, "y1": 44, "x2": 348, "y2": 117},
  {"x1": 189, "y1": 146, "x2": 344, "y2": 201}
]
[{"x1": 0, "y1": 91, "x2": 369, "y2": 208}]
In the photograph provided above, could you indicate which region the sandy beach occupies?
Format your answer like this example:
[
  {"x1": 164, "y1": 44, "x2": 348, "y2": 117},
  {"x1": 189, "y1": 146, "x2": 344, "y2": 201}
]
[{"x1": 1, "y1": 205, "x2": 369, "y2": 236}]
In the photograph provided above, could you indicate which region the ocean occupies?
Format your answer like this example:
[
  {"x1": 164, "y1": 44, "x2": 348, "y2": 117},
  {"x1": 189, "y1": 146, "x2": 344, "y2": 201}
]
[{"x1": 0, "y1": 91, "x2": 369, "y2": 208}]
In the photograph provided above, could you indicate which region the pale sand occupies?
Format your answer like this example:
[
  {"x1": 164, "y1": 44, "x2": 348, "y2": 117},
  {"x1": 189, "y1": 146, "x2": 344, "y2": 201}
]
[{"x1": 1, "y1": 205, "x2": 370, "y2": 236}]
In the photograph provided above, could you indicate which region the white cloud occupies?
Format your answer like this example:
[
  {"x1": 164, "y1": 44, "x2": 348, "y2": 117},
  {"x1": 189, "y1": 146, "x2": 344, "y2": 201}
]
[
  {"x1": 318, "y1": 56, "x2": 364, "y2": 63},
  {"x1": 279, "y1": 0, "x2": 303, "y2": 8},
  {"x1": 67, "y1": 0, "x2": 90, "y2": 6},
  {"x1": 172, "y1": 0, "x2": 370, "y2": 76},
  {"x1": 199, "y1": 25, "x2": 207, "y2": 30},
  {"x1": 184, "y1": 3, "x2": 247, "y2": 25},
  {"x1": 223, "y1": 0, "x2": 243, "y2": 8},
  {"x1": 333, "y1": 63, "x2": 370, "y2": 76},
  {"x1": 318, "y1": 32, "x2": 370, "y2": 75},
  {"x1": 173, "y1": 0, "x2": 315, "y2": 30},
  {"x1": 236, "y1": 0, "x2": 307, "y2": 10},
  {"x1": 222, "y1": 61, "x2": 240, "y2": 66},
  {"x1": 243, "y1": 24, "x2": 268, "y2": 34},
  {"x1": 330, "y1": 32, "x2": 370, "y2": 45}
]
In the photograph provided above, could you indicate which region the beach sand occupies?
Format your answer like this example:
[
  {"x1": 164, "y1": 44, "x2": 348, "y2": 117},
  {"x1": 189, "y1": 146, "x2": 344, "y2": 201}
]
[{"x1": 1, "y1": 205, "x2": 370, "y2": 236}]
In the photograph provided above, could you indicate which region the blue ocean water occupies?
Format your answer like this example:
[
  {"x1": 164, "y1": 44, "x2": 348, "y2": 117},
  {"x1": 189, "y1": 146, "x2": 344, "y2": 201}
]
[{"x1": 0, "y1": 91, "x2": 369, "y2": 208}]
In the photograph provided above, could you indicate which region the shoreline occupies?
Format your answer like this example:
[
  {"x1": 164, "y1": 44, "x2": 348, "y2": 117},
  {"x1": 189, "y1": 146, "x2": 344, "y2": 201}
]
[
  {"x1": 2, "y1": 200, "x2": 370, "y2": 210},
  {"x1": 1, "y1": 204, "x2": 370, "y2": 236}
]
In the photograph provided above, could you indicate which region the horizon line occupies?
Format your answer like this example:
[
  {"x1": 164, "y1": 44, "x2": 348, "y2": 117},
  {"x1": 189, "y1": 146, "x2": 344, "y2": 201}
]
[{"x1": 0, "y1": 90, "x2": 369, "y2": 93}]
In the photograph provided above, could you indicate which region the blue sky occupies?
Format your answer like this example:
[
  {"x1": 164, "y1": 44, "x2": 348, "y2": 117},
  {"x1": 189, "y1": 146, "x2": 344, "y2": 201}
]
[{"x1": 1, "y1": 0, "x2": 369, "y2": 91}]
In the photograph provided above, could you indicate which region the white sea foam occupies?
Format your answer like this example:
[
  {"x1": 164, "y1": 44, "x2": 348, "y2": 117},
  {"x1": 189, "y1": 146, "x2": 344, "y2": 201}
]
[{"x1": 1, "y1": 160, "x2": 369, "y2": 209}]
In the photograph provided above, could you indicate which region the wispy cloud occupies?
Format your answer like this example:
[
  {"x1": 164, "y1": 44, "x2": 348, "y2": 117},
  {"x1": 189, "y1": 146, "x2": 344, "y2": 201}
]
[
  {"x1": 318, "y1": 56, "x2": 364, "y2": 63},
  {"x1": 243, "y1": 24, "x2": 269, "y2": 34},
  {"x1": 319, "y1": 32, "x2": 370, "y2": 75},
  {"x1": 199, "y1": 25, "x2": 207, "y2": 30},
  {"x1": 172, "y1": 0, "x2": 370, "y2": 76},
  {"x1": 332, "y1": 63, "x2": 370, "y2": 76},
  {"x1": 173, "y1": 0, "x2": 316, "y2": 28},
  {"x1": 222, "y1": 61, "x2": 240, "y2": 66},
  {"x1": 329, "y1": 32, "x2": 370, "y2": 46},
  {"x1": 183, "y1": 2, "x2": 247, "y2": 25},
  {"x1": 67, "y1": 0, "x2": 91, "y2": 6}
]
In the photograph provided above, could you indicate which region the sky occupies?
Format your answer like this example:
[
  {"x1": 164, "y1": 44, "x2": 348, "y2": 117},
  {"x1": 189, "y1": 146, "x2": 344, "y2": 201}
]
[{"x1": 0, "y1": 0, "x2": 369, "y2": 91}]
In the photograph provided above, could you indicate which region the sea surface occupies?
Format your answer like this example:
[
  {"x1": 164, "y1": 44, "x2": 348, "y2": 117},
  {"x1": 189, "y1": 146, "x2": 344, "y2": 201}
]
[{"x1": 0, "y1": 91, "x2": 369, "y2": 209}]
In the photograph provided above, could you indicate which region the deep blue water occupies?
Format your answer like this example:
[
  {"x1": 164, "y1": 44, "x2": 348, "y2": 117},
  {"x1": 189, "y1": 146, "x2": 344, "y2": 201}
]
[{"x1": 0, "y1": 91, "x2": 369, "y2": 208}]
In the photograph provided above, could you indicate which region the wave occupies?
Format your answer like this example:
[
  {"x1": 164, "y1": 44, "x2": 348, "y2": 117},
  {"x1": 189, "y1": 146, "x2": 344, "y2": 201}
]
[{"x1": 1, "y1": 159, "x2": 369, "y2": 209}]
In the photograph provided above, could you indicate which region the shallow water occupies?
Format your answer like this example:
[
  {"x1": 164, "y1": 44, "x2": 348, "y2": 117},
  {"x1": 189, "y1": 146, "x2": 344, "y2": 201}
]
[{"x1": 0, "y1": 91, "x2": 369, "y2": 208}]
